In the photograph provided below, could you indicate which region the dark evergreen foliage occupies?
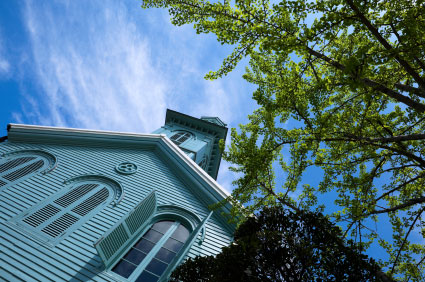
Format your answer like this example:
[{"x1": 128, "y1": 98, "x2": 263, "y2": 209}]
[{"x1": 171, "y1": 207, "x2": 390, "y2": 282}]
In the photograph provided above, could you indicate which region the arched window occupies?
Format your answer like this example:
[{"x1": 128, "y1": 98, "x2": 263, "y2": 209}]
[
  {"x1": 112, "y1": 220, "x2": 190, "y2": 281},
  {"x1": 0, "y1": 150, "x2": 56, "y2": 191},
  {"x1": 170, "y1": 132, "x2": 192, "y2": 146},
  {"x1": 94, "y1": 191, "x2": 212, "y2": 282},
  {"x1": 14, "y1": 175, "x2": 122, "y2": 245}
]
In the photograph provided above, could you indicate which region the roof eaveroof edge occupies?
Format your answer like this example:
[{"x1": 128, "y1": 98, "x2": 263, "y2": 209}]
[{"x1": 7, "y1": 123, "x2": 231, "y2": 200}]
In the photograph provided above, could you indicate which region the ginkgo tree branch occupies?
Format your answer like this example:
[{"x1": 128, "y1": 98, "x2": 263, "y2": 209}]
[
  {"x1": 305, "y1": 46, "x2": 425, "y2": 113},
  {"x1": 375, "y1": 172, "x2": 425, "y2": 203},
  {"x1": 345, "y1": 0, "x2": 425, "y2": 89},
  {"x1": 395, "y1": 83, "x2": 425, "y2": 98},
  {"x1": 390, "y1": 208, "x2": 425, "y2": 275},
  {"x1": 389, "y1": 22, "x2": 425, "y2": 74},
  {"x1": 366, "y1": 196, "x2": 425, "y2": 216},
  {"x1": 343, "y1": 133, "x2": 425, "y2": 143},
  {"x1": 273, "y1": 133, "x2": 425, "y2": 166},
  {"x1": 150, "y1": 0, "x2": 425, "y2": 113}
]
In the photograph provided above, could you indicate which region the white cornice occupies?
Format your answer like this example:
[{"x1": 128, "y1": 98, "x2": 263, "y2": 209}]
[
  {"x1": 8, "y1": 123, "x2": 162, "y2": 139},
  {"x1": 7, "y1": 123, "x2": 231, "y2": 200}
]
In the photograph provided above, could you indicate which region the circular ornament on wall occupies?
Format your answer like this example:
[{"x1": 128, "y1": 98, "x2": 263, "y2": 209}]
[{"x1": 115, "y1": 162, "x2": 138, "y2": 175}]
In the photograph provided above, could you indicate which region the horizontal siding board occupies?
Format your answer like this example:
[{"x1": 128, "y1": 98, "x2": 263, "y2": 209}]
[
  {"x1": 65, "y1": 236, "x2": 99, "y2": 258},
  {"x1": 0, "y1": 141, "x2": 233, "y2": 281},
  {"x1": 0, "y1": 203, "x2": 21, "y2": 219},
  {"x1": 1, "y1": 247, "x2": 63, "y2": 282},
  {"x1": 78, "y1": 224, "x2": 103, "y2": 239},
  {"x1": 7, "y1": 183, "x2": 47, "y2": 204},
  {"x1": 72, "y1": 229, "x2": 98, "y2": 243},
  {"x1": 56, "y1": 245, "x2": 99, "y2": 270},
  {"x1": 0, "y1": 263, "x2": 31, "y2": 282},
  {"x1": 206, "y1": 223, "x2": 233, "y2": 240},
  {"x1": 3, "y1": 187, "x2": 38, "y2": 208},
  {"x1": 86, "y1": 217, "x2": 111, "y2": 232},
  {"x1": 0, "y1": 248, "x2": 56, "y2": 282},
  {"x1": 0, "y1": 193, "x2": 28, "y2": 213},
  {"x1": 0, "y1": 266, "x2": 25, "y2": 282},
  {"x1": 0, "y1": 211, "x2": 9, "y2": 221},
  {"x1": 2, "y1": 233, "x2": 102, "y2": 280},
  {"x1": 203, "y1": 232, "x2": 232, "y2": 247},
  {"x1": 1, "y1": 228, "x2": 95, "y2": 281},
  {"x1": 60, "y1": 239, "x2": 99, "y2": 263}
]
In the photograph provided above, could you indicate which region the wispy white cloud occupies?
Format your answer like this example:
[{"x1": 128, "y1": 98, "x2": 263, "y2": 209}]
[
  {"x1": 0, "y1": 59, "x2": 9, "y2": 76},
  {"x1": 19, "y1": 0, "x2": 256, "y2": 188},
  {"x1": 0, "y1": 31, "x2": 10, "y2": 78},
  {"x1": 23, "y1": 1, "x2": 167, "y2": 132}
]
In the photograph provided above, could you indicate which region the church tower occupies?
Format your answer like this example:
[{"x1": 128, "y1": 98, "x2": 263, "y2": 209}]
[{"x1": 152, "y1": 109, "x2": 228, "y2": 180}]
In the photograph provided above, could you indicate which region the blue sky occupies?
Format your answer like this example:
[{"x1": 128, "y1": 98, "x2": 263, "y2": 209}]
[{"x1": 0, "y1": 0, "x2": 257, "y2": 190}]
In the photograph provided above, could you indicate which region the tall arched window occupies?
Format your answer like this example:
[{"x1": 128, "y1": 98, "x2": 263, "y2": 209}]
[
  {"x1": 13, "y1": 175, "x2": 122, "y2": 245},
  {"x1": 112, "y1": 220, "x2": 190, "y2": 281},
  {"x1": 0, "y1": 150, "x2": 56, "y2": 191},
  {"x1": 94, "y1": 191, "x2": 212, "y2": 282},
  {"x1": 170, "y1": 132, "x2": 193, "y2": 146}
]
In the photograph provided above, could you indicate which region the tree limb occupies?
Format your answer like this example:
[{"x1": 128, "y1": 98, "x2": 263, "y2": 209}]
[
  {"x1": 390, "y1": 208, "x2": 425, "y2": 275},
  {"x1": 395, "y1": 83, "x2": 425, "y2": 99},
  {"x1": 305, "y1": 46, "x2": 425, "y2": 113},
  {"x1": 345, "y1": 133, "x2": 425, "y2": 143},
  {"x1": 389, "y1": 22, "x2": 425, "y2": 74},
  {"x1": 345, "y1": 0, "x2": 425, "y2": 89},
  {"x1": 367, "y1": 196, "x2": 425, "y2": 215},
  {"x1": 375, "y1": 172, "x2": 425, "y2": 204}
]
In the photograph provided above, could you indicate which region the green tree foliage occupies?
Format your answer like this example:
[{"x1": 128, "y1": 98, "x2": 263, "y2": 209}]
[
  {"x1": 170, "y1": 206, "x2": 389, "y2": 282},
  {"x1": 141, "y1": 0, "x2": 425, "y2": 279}
]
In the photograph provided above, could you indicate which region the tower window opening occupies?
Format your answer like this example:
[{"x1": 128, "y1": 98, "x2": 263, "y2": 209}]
[
  {"x1": 198, "y1": 157, "x2": 208, "y2": 170},
  {"x1": 170, "y1": 132, "x2": 192, "y2": 146}
]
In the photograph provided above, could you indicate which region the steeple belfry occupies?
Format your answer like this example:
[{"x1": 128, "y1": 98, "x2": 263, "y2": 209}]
[{"x1": 152, "y1": 109, "x2": 228, "y2": 180}]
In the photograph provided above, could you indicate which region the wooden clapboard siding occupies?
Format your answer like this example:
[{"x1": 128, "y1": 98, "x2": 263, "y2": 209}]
[{"x1": 0, "y1": 139, "x2": 233, "y2": 282}]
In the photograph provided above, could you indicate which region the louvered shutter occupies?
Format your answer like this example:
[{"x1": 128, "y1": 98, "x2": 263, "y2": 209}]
[
  {"x1": 0, "y1": 157, "x2": 36, "y2": 173},
  {"x1": 0, "y1": 156, "x2": 45, "y2": 188},
  {"x1": 21, "y1": 183, "x2": 110, "y2": 242},
  {"x1": 94, "y1": 190, "x2": 157, "y2": 267}
]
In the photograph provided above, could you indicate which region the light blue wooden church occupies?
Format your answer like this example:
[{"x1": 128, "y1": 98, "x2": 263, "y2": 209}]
[{"x1": 0, "y1": 109, "x2": 234, "y2": 282}]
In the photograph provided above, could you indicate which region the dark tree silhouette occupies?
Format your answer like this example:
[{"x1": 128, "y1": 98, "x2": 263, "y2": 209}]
[{"x1": 171, "y1": 207, "x2": 392, "y2": 282}]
